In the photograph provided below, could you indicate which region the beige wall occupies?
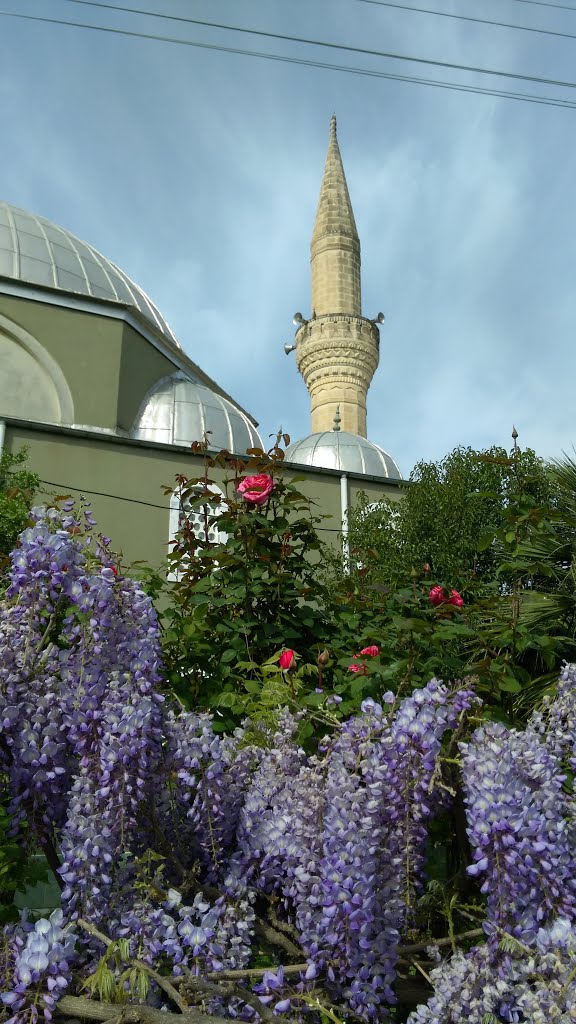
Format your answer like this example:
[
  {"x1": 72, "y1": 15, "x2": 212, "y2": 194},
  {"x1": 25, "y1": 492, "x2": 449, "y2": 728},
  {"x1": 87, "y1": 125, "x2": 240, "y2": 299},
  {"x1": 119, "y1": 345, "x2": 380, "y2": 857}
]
[
  {"x1": 0, "y1": 295, "x2": 123, "y2": 429},
  {"x1": 117, "y1": 324, "x2": 178, "y2": 433},
  {"x1": 4, "y1": 423, "x2": 403, "y2": 571}
]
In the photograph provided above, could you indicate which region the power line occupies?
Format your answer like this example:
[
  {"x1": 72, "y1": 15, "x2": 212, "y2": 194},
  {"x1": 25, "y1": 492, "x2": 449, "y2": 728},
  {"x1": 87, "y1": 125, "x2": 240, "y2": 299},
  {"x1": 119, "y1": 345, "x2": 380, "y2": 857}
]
[
  {"x1": 503, "y1": 0, "x2": 576, "y2": 12},
  {"x1": 50, "y1": 0, "x2": 576, "y2": 91},
  {"x1": 38, "y1": 478, "x2": 346, "y2": 531},
  {"x1": 40, "y1": 478, "x2": 170, "y2": 510},
  {"x1": 5, "y1": 7, "x2": 576, "y2": 106},
  {"x1": 358, "y1": 0, "x2": 576, "y2": 41}
]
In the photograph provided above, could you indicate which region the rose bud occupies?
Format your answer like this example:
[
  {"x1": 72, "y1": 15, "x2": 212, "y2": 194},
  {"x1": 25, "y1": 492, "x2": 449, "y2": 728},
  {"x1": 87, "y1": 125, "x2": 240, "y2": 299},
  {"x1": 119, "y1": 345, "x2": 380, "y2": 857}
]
[
  {"x1": 317, "y1": 649, "x2": 330, "y2": 666},
  {"x1": 279, "y1": 649, "x2": 296, "y2": 671}
]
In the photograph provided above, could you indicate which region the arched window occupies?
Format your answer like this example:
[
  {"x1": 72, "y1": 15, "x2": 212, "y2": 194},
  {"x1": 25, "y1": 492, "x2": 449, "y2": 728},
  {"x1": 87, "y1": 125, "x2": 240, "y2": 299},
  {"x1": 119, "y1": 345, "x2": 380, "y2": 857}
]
[{"x1": 168, "y1": 484, "x2": 228, "y2": 577}]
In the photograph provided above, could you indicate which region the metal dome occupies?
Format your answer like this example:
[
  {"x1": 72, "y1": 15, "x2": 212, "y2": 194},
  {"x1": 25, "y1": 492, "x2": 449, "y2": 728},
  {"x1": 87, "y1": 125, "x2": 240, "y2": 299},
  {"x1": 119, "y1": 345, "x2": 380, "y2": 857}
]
[
  {"x1": 285, "y1": 431, "x2": 401, "y2": 479},
  {"x1": 0, "y1": 201, "x2": 180, "y2": 347},
  {"x1": 132, "y1": 373, "x2": 263, "y2": 453}
]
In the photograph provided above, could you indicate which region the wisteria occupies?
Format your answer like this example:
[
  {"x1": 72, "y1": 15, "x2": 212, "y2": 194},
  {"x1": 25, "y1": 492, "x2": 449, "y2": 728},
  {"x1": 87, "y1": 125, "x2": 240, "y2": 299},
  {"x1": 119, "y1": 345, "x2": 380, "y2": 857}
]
[
  {"x1": 407, "y1": 918, "x2": 576, "y2": 1024},
  {"x1": 3, "y1": 506, "x2": 576, "y2": 1024},
  {"x1": 1, "y1": 911, "x2": 76, "y2": 1024}
]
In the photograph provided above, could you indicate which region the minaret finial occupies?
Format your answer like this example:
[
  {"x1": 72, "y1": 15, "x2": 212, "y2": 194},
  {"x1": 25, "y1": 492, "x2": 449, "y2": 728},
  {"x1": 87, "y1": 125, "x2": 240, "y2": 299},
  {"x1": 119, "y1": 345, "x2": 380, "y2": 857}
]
[
  {"x1": 333, "y1": 406, "x2": 341, "y2": 431},
  {"x1": 330, "y1": 113, "x2": 337, "y2": 138}
]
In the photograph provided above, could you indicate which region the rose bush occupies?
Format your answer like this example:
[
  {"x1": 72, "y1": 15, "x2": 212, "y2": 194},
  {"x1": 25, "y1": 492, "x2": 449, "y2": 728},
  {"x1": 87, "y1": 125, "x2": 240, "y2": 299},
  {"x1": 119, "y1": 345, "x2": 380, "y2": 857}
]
[{"x1": 429, "y1": 586, "x2": 465, "y2": 608}]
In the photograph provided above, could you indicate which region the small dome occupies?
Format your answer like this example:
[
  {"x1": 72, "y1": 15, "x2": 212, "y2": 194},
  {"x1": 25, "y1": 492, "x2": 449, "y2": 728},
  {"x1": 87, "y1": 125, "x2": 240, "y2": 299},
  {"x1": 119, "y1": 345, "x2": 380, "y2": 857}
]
[
  {"x1": 0, "y1": 201, "x2": 180, "y2": 347},
  {"x1": 285, "y1": 431, "x2": 401, "y2": 479},
  {"x1": 132, "y1": 373, "x2": 263, "y2": 453}
]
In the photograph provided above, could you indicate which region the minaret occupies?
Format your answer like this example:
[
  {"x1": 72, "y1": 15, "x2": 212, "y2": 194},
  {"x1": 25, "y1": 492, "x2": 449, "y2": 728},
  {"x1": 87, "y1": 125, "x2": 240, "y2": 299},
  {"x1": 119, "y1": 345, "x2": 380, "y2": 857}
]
[{"x1": 293, "y1": 115, "x2": 381, "y2": 437}]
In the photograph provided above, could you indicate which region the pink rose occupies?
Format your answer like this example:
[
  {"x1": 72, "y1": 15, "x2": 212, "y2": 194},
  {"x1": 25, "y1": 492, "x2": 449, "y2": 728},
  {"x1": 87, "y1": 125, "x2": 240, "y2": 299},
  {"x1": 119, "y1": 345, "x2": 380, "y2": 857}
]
[
  {"x1": 237, "y1": 473, "x2": 274, "y2": 506},
  {"x1": 279, "y1": 649, "x2": 296, "y2": 671},
  {"x1": 348, "y1": 663, "x2": 367, "y2": 675},
  {"x1": 429, "y1": 585, "x2": 445, "y2": 607},
  {"x1": 360, "y1": 645, "x2": 379, "y2": 658},
  {"x1": 429, "y1": 585, "x2": 464, "y2": 609}
]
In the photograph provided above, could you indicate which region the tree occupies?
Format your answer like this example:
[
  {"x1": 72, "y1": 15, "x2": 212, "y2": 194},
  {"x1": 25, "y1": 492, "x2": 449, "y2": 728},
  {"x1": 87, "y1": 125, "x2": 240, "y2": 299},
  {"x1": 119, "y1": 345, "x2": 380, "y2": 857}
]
[
  {"x1": 321, "y1": 445, "x2": 567, "y2": 718},
  {"x1": 339, "y1": 445, "x2": 555, "y2": 596}
]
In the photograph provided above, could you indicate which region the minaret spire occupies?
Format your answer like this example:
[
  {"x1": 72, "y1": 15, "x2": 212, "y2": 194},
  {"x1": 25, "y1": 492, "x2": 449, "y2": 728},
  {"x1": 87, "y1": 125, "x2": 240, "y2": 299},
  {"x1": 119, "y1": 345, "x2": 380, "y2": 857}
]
[
  {"x1": 293, "y1": 116, "x2": 380, "y2": 437},
  {"x1": 311, "y1": 113, "x2": 360, "y2": 316}
]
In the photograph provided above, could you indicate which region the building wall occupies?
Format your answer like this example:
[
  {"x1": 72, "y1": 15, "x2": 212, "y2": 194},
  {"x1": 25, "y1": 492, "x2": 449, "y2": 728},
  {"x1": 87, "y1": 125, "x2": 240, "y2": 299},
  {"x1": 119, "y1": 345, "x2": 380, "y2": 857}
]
[
  {"x1": 117, "y1": 323, "x2": 181, "y2": 434},
  {"x1": 3, "y1": 421, "x2": 403, "y2": 571},
  {"x1": 0, "y1": 294, "x2": 123, "y2": 429}
]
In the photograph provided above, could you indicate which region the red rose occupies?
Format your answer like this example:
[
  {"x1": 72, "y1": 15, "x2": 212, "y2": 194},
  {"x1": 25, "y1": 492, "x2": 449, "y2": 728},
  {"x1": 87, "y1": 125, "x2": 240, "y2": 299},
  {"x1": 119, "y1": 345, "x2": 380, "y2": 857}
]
[
  {"x1": 237, "y1": 473, "x2": 274, "y2": 506},
  {"x1": 360, "y1": 645, "x2": 379, "y2": 658},
  {"x1": 348, "y1": 663, "x2": 367, "y2": 675},
  {"x1": 279, "y1": 649, "x2": 296, "y2": 671},
  {"x1": 429, "y1": 585, "x2": 464, "y2": 608}
]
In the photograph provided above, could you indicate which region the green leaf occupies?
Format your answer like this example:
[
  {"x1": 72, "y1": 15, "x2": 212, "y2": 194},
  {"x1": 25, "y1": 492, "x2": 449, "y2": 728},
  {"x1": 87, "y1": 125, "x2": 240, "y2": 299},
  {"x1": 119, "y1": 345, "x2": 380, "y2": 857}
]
[
  {"x1": 498, "y1": 677, "x2": 522, "y2": 694},
  {"x1": 220, "y1": 648, "x2": 237, "y2": 663}
]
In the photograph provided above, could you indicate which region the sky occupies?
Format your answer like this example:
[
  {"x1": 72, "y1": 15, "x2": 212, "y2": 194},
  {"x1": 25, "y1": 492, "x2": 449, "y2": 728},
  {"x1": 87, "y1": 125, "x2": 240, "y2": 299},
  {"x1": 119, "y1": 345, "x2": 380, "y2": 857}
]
[{"x1": 1, "y1": 0, "x2": 576, "y2": 478}]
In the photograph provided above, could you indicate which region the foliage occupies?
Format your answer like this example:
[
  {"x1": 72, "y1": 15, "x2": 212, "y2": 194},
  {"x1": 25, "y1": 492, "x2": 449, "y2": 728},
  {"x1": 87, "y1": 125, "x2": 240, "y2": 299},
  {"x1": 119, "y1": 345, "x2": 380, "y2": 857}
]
[
  {"x1": 0, "y1": 449, "x2": 43, "y2": 921},
  {"x1": 339, "y1": 445, "x2": 555, "y2": 594},
  {"x1": 1, "y1": 507, "x2": 576, "y2": 1024},
  {"x1": 516, "y1": 453, "x2": 576, "y2": 641},
  {"x1": 155, "y1": 436, "x2": 330, "y2": 722},
  {"x1": 0, "y1": 449, "x2": 38, "y2": 572},
  {"x1": 320, "y1": 445, "x2": 571, "y2": 718}
]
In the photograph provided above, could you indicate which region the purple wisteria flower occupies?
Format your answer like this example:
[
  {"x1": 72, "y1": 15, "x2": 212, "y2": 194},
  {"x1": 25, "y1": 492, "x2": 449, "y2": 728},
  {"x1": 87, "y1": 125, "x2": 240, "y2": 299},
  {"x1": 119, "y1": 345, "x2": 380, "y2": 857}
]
[{"x1": 1, "y1": 910, "x2": 76, "y2": 1024}]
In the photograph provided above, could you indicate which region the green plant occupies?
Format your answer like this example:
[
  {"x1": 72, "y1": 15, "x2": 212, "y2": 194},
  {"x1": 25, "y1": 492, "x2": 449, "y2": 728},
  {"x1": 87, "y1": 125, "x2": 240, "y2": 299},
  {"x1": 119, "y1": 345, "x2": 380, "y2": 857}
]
[
  {"x1": 158, "y1": 436, "x2": 330, "y2": 722},
  {"x1": 0, "y1": 447, "x2": 39, "y2": 573}
]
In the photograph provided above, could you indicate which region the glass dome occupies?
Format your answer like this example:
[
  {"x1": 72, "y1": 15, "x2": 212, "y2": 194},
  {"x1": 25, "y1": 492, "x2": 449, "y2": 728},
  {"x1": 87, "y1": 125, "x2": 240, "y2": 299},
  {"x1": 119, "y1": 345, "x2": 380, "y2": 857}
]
[
  {"x1": 285, "y1": 430, "x2": 401, "y2": 479},
  {"x1": 132, "y1": 373, "x2": 263, "y2": 453},
  {"x1": 0, "y1": 201, "x2": 180, "y2": 347}
]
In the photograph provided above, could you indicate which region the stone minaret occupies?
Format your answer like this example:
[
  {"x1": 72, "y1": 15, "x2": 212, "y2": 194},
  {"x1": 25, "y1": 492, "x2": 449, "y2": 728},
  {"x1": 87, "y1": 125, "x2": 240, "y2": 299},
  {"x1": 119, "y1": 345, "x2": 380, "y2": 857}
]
[{"x1": 294, "y1": 115, "x2": 380, "y2": 437}]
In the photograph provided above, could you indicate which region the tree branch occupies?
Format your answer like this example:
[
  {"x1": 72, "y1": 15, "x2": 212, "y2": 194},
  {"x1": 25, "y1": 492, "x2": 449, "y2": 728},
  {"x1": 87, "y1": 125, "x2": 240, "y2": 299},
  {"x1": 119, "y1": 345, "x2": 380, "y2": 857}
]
[
  {"x1": 76, "y1": 919, "x2": 187, "y2": 1013},
  {"x1": 397, "y1": 928, "x2": 484, "y2": 956},
  {"x1": 254, "y1": 917, "x2": 302, "y2": 959},
  {"x1": 56, "y1": 995, "x2": 229, "y2": 1024}
]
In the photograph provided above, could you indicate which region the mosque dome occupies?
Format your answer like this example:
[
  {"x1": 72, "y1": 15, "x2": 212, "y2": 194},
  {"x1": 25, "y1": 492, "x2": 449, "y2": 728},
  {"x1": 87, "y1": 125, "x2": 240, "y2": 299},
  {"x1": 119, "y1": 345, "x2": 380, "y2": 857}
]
[
  {"x1": 0, "y1": 201, "x2": 180, "y2": 347},
  {"x1": 285, "y1": 430, "x2": 401, "y2": 479},
  {"x1": 132, "y1": 372, "x2": 263, "y2": 453}
]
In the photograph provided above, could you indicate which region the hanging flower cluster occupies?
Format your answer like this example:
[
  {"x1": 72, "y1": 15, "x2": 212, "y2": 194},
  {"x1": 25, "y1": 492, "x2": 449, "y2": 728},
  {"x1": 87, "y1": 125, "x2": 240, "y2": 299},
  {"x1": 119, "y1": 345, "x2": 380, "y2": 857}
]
[{"x1": 2, "y1": 507, "x2": 576, "y2": 1023}]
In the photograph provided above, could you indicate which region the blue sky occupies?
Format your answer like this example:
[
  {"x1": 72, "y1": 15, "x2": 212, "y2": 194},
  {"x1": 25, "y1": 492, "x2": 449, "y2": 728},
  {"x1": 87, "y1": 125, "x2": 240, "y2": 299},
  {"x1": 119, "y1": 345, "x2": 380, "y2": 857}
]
[{"x1": 2, "y1": 0, "x2": 576, "y2": 477}]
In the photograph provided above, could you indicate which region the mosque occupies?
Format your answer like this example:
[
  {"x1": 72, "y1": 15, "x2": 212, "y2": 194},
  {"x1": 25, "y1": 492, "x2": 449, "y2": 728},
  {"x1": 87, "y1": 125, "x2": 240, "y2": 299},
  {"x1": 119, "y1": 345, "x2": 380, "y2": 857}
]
[{"x1": 0, "y1": 118, "x2": 402, "y2": 567}]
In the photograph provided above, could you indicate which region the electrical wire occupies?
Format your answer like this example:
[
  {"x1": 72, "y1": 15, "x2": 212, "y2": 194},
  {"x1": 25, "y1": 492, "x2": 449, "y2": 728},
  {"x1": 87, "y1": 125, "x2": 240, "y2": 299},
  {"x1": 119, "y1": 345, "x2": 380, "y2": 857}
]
[
  {"x1": 40, "y1": 478, "x2": 170, "y2": 510},
  {"x1": 502, "y1": 0, "x2": 576, "y2": 13},
  {"x1": 4, "y1": 6, "x2": 576, "y2": 109},
  {"x1": 38, "y1": 478, "x2": 348, "y2": 531},
  {"x1": 357, "y1": 0, "x2": 576, "y2": 41},
  {"x1": 48, "y1": 0, "x2": 576, "y2": 90}
]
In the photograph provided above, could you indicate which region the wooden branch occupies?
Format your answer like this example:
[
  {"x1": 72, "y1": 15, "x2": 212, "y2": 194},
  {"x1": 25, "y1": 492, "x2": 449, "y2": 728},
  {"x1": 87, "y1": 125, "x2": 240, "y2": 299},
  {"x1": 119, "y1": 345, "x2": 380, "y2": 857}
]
[
  {"x1": 179, "y1": 970, "x2": 276, "y2": 1024},
  {"x1": 408, "y1": 957, "x2": 434, "y2": 987},
  {"x1": 397, "y1": 928, "x2": 484, "y2": 956},
  {"x1": 267, "y1": 904, "x2": 300, "y2": 944},
  {"x1": 77, "y1": 918, "x2": 187, "y2": 1013},
  {"x1": 254, "y1": 918, "x2": 302, "y2": 959},
  {"x1": 205, "y1": 963, "x2": 308, "y2": 981},
  {"x1": 40, "y1": 834, "x2": 64, "y2": 890},
  {"x1": 56, "y1": 995, "x2": 229, "y2": 1024}
]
